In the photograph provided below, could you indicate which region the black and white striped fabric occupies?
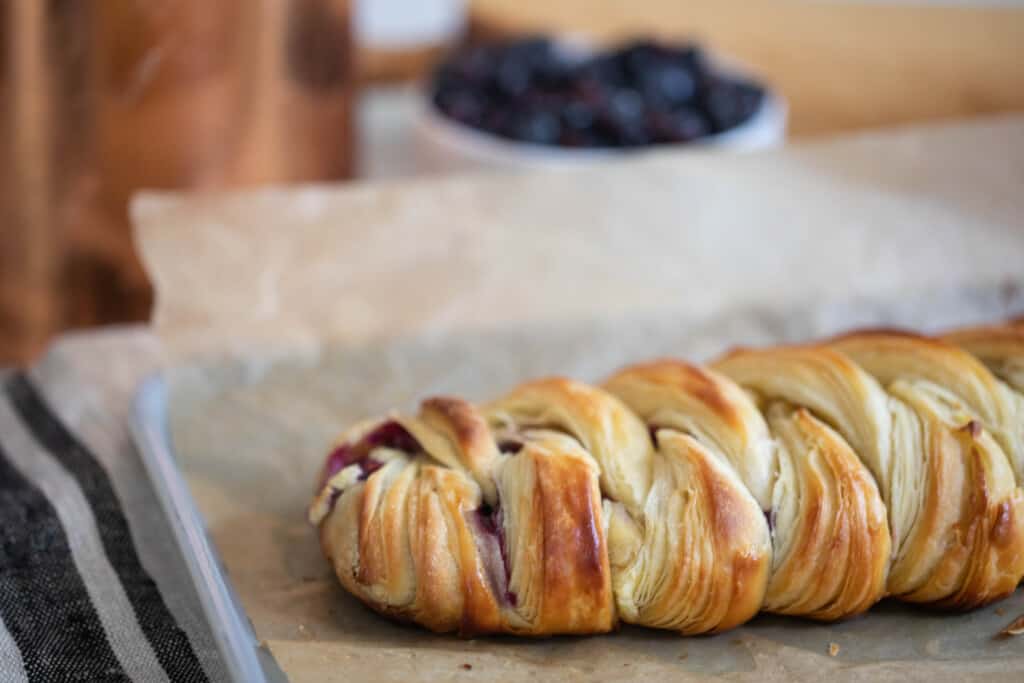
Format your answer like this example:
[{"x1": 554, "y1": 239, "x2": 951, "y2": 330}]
[{"x1": 0, "y1": 336, "x2": 227, "y2": 683}]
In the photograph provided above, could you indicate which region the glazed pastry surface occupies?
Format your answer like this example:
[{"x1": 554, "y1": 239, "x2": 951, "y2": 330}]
[{"x1": 309, "y1": 320, "x2": 1024, "y2": 635}]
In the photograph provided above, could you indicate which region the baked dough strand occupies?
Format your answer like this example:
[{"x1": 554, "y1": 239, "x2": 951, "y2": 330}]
[{"x1": 310, "y1": 320, "x2": 1024, "y2": 635}]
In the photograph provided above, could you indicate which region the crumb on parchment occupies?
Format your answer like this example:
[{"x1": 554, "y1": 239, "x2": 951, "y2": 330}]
[
  {"x1": 461, "y1": 663, "x2": 472, "y2": 670},
  {"x1": 999, "y1": 614, "x2": 1024, "y2": 637},
  {"x1": 828, "y1": 642, "x2": 840, "y2": 657}
]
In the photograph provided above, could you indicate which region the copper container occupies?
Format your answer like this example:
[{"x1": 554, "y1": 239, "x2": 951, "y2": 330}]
[{"x1": 0, "y1": 0, "x2": 355, "y2": 362}]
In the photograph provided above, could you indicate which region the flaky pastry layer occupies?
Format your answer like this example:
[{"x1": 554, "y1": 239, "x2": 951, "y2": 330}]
[{"x1": 310, "y1": 320, "x2": 1024, "y2": 636}]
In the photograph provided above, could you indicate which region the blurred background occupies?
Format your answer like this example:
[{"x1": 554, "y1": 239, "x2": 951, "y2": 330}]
[{"x1": 2, "y1": 0, "x2": 1023, "y2": 364}]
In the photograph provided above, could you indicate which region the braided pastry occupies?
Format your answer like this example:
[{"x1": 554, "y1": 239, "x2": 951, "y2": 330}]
[{"x1": 309, "y1": 321, "x2": 1024, "y2": 636}]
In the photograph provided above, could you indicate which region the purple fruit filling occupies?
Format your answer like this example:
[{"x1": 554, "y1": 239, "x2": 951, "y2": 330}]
[
  {"x1": 358, "y1": 459, "x2": 384, "y2": 481},
  {"x1": 321, "y1": 443, "x2": 357, "y2": 483},
  {"x1": 647, "y1": 424, "x2": 660, "y2": 445},
  {"x1": 364, "y1": 420, "x2": 422, "y2": 452},
  {"x1": 497, "y1": 439, "x2": 523, "y2": 455},
  {"x1": 318, "y1": 421, "x2": 421, "y2": 490},
  {"x1": 474, "y1": 503, "x2": 517, "y2": 607}
]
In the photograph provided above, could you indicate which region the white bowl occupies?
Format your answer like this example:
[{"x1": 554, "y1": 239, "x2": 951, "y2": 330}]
[{"x1": 413, "y1": 42, "x2": 788, "y2": 174}]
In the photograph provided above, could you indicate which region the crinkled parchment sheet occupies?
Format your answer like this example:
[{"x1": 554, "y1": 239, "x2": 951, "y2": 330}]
[{"x1": 139, "y1": 116, "x2": 1024, "y2": 682}]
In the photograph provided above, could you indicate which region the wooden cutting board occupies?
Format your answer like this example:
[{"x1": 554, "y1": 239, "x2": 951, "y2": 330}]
[{"x1": 470, "y1": 0, "x2": 1024, "y2": 137}]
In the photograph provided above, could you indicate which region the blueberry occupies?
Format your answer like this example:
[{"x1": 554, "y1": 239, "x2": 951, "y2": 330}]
[
  {"x1": 642, "y1": 64, "x2": 697, "y2": 106},
  {"x1": 615, "y1": 123, "x2": 650, "y2": 147},
  {"x1": 494, "y1": 57, "x2": 531, "y2": 97},
  {"x1": 433, "y1": 64, "x2": 466, "y2": 93},
  {"x1": 735, "y1": 81, "x2": 765, "y2": 118},
  {"x1": 608, "y1": 88, "x2": 645, "y2": 124},
  {"x1": 701, "y1": 80, "x2": 764, "y2": 132},
  {"x1": 509, "y1": 110, "x2": 561, "y2": 145},
  {"x1": 561, "y1": 100, "x2": 596, "y2": 131},
  {"x1": 649, "y1": 106, "x2": 710, "y2": 143},
  {"x1": 574, "y1": 77, "x2": 612, "y2": 109},
  {"x1": 672, "y1": 46, "x2": 706, "y2": 74},
  {"x1": 508, "y1": 36, "x2": 556, "y2": 66},
  {"x1": 618, "y1": 41, "x2": 666, "y2": 80},
  {"x1": 597, "y1": 114, "x2": 649, "y2": 147},
  {"x1": 453, "y1": 45, "x2": 498, "y2": 84},
  {"x1": 431, "y1": 36, "x2": 755, "y2": 147},
  {"x1": 558, "y1": 129, "x2": 594, "y2": 148},
  {"x1": 482, "y1": 109, "x2": 511, "y2": 136},
  {"x1": 702, "y1": 86, "x2": 739, "y2": 132},
  {"x1": 564, "y1": 126, "x2": 617, "y2": 149},
  {"x1": 533, "y1": 59, "x2": 571, "y2": 90},
  {"x1": 576, "y1": 54, "x2": 627, "y2": 88},
  {"x1": 435, "y1": 90, "x2": 484, "y2": 126},
  {"x1": 591, "y1": 88, "x2": 652, "y2": 147}
]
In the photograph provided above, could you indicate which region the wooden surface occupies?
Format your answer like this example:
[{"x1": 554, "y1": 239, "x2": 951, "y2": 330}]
[
  {"x1": 5, "y1": 1, "x2": 1023, "y2": 365},
  {"x1": 471, "y1": 0, "x2": 1024, "y2": 137},
  {"x1": 0, "y1": 1, "x2": 355, "y2": 364}
]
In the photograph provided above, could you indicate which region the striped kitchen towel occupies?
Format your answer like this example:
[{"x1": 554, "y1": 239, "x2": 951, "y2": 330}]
[{"x1": 0, "y1": 331, "x2": 228, "y2": 682}]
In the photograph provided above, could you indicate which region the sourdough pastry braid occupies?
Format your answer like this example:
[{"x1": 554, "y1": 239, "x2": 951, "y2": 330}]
[{"x1": 309, "y1": 320, "x2": 1024, "y2": 636}]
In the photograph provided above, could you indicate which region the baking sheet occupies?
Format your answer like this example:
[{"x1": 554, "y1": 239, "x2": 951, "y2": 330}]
[
  {"x1": 133, "y1": 114, "x2": 1024, "y2": 680},
  {"x1": 165, "y1": 287, "x2": 1024, "y2": 683},
  {"x1": 131, "y1": 377, "x2": 287, "y2": 683}
]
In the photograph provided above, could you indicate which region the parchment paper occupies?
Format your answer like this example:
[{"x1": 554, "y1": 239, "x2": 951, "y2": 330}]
[
  {"x1": 140, "y1": 115, "x2": 1024, "y2": 681},
  {"x1": 135, "y1": 115, "x2": 1024, "y2": 360}
]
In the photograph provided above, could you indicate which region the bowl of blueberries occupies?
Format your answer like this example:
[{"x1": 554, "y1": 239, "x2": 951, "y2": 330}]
[{"x1": 416, "y1": 37, "x2": 787, "y2": 172}]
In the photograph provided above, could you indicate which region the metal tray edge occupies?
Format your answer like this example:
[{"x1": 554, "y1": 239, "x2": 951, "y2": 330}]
[{"x1": 130, "y1": 374, "x2": 287, "y2": 683}]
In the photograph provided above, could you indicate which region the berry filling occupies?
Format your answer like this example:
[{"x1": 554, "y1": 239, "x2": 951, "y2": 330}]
[
  {"x1": 318, "y1": 421, "x2": 422, "y2": 500},
  {"x1": 473, "y1": 502, "x2": 517, "y2": 607},
  {"x1": 497, "y1": 439, "x2": 524, "y2": 454},
  {"x1": 357, "y1": 459, "x2": 384, "y2": 481},
  {"x1": 647, "y1": 424, "x2": 660, "y2": 446}
]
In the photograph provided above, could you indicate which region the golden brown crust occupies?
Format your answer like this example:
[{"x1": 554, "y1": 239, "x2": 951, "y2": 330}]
[
  {"x1": 943, "y1": 322, "x2": 1024, "y2": 395},
  {"x1": 601, "y1": 360, "x2": 772, "y2": 630},
  {"x1": 715, "y1": 335, "x2": 1024, "y2": 611},
  {"x1": 485, "y1": 377, "x2": 652, "y2": 512},
  {"x1": 762, "y1": 406, "x2": 889, "y2": 619},
  {"x1": 413, "y1": 397, "x2": 502, "y2": 503},
  {"x1": 826, "y1": 331, "x2": 1024, "y2": 606},
  {"x1": 917, "y1": 422, "x2": 1024, "y2": 609},
  {"x1": 312, "y1": 320, "x2": 1024, "y2": 637},
  {"x1": 830, "y1": 331, "x2": 1024, "y2": 480},
  {"x1": 714, "y1": 344, "x2": 894, "y2": 483},
  {"x1": 521, "y1": 442, "x2": 614, "y2": 633},
  {"x1": 607, "y1": 430, "x2": 769, "y2": 633},
  {"x1": 604, "y1": 360, "x2": 775, "y2": 510}
]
